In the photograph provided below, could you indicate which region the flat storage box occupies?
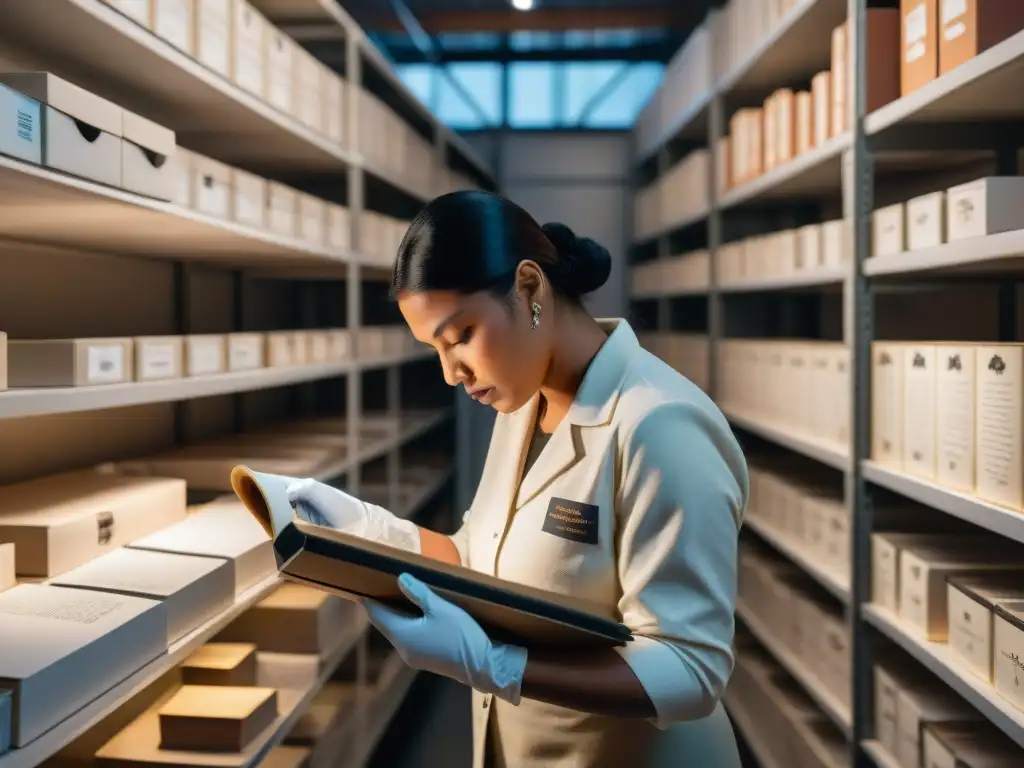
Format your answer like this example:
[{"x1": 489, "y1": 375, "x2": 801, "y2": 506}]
[
  {"x1": 194, "y1": 0, "x2": 232, "y2": 78},
  {"x1": 923, "y1": 721, "x2": 1022, "y2": 768},
  {"x1": 0, "y1": 72, "x2": 123, "y2": 187},
  {"x1": 231, "y1": 0, "x2": 266, "y2": 97},
  {"x1": 327, "y1": 204, "x2": 350, "y2": 250},
  {"x1": 216, "y1": 583, "x2": 350, "y2": 655},
  {"x1": 182, "y1": 643, "x2": 258, "y2": 687},
  {"x1": 134, "y1": 335, "x2": 184, "y2": 382},
  {"x1": 231, "y1": 167, "x2": 267, "y2": 229},
  {"x1": 894, "y1": 674, "x2": 980, "y2": 768},
  {"x1": 0, "y1": 583, "x2": 166, "y2": 747},
  {"x1": 0, "y1": 543, "x2": 14, "y2": 593},
  {"x1": 811, "y1": 71, "x2": 831, "y2": 147},
  {"x1": 872, "y1": 202, "x2": 905, "y2": 256},
  {"x1": 946, "y1": 176, "x2": 1024, "y2": 241},
  {"x1": 947, "y1": 571, "x2": 1024, "y2": 683},
  {"x1": 157, "y1": 685, "x2": 277, "y2": 752},
  {"x1": 298, "y1": 193, "x2": 326, "y2": 245},
  {"x1": 906, "y1": 190, "x2": 946, "y2": 250},
  {"x1": 974, "y1": 344, "x2": 1024, "y2": 509},
  {"x1": 227, "y1": 332, "x2": 264, "y2": 372},
  {"x1": 901, "y1": 0, "x2": 939, "y2": 95},
  {"x1": 902, "y1": 344, "x2": 938, "y2": 480},
  {"x1": 935, "y1": 344, "x2": 976, "y2": 492},
  {"x1": 870, "y1": 532, "x2": 981, "y2": 612},
  {"x1": 293, "y1": 47, "x2": 323, "y2": 132},
  {"x1": 939, "y1": 0, "x2": 1024, "y2": 75},
  {"x1": 192, "y1": 152, "x2": 232, "y2": 219},
  {"x1": 264, "y1": 25, "x2": 294, "y2": 113},
  {"x1": 52, "y1": 548, "x2": 233, "y2": 644},
  {"x1": 0, "y1": 82, "x2": 42, "y2": 165},
  {"x1": 185, "y1": 334, "x2": 226, "y2": 376},
  {"x1": 267, "y1": 182, "x2": 298, "y2": 238},
  {"x1": 871, "y1": 342, "x2": 905, "y2": 467},
  {"x1": 0, "y1": 471, "x2": 186, "y2": 578},
  {"x1": 7, "y1": 337, "x2": 133, "y2": 388},
  {"x1": 129, "y1": 500, "x2": 275, "y2": 596},
  {"x1": 152, "y1": 0, "x2": 194, "y2": 54},
  {"x1": 121, "y1": 109, "x2": 177, "y2": 200}
]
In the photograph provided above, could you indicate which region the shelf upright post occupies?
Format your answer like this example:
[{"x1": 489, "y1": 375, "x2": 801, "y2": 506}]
[
  {"x1": 172, "y1": 262, "x2": 192, "y2": 446},
  {"x1": 232, "y1": 270, "x2": 247, "y2": 433},
  {"x1": 346, "y1": 32, "x2": 364, "y2": 500},
  {"x1": 845, "y1": 0, "x2": 876, "y2": 763},
  {"x1": 655, "y1": 147, "x2": 671, "y2": 334},
  {"x1": 708, "y1": 93, "x2": 725, "y2": 400}
]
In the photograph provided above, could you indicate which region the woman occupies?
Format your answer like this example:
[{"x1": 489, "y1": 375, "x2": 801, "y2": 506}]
[{"x1": 287, "y1": 191, "x2": 748, "y2": 768}]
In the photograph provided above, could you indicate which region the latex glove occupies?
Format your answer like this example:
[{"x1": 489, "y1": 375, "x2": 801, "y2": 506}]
[
  {"x1": 365, "y1": 573, "x2": 528, "y2": 705},
  {"x1": 285, "y1": 478, "x2": 421, "y2": 554}
]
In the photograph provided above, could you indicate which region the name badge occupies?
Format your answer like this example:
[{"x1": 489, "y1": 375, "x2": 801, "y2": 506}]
[{"x1": 542, "y1": 497, "x2": 599, "y2": 545}]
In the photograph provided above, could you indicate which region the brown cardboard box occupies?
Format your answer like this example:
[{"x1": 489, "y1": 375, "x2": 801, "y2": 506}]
[
  {"x1": 763, "y1": 94, "x2": 778, "y2": 172},
  {"x1": 182, "y1": 643, "x2": 258, "y2": 686},
  {"x1": 811, "y1": 71, "x2": 832, "y2": 146},
  {"x1": 158, "y1": 685, "x2": 278, "y2": 751},
  {"x1": 775, "y1": 89, "x2": 797, "y2": 164},
  {"x1": 830, "y1": 24, "x2": 848, "y2": 136},
  {"x1": 833, "y1": 11, "x2": 901, "y2": 131},
  {"x1": 901, "y1": 0, "x2": 939, "y2": 95},
  {"x1": 940, "y1": 0, "x2": 1024, "y2": 75}
]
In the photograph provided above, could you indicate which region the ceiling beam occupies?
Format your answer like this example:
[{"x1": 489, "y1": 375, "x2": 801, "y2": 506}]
[{"x1": 366, "y1": 7, "x2": 686, "y2": 33}]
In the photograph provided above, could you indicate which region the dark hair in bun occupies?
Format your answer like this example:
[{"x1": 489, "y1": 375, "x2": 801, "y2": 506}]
[{"x1": 391, "y1": 190, "x2": 611, "y2": 303}]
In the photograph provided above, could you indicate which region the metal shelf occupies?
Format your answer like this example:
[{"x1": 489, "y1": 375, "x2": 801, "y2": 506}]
[
  {"x1": 719, "y1": 266, "x2": 848, "y2": 293},
  {"x1": 632, "y1": 208, "x2": 710, "y2": 246},
  {"x1": 745, "y1": 516, "x2": 850, "y2": 602},
  {"x1": 864, "y1": 230, "x2": 1024, "y2": 278},
  {"x1": 724, "y1": 409, "x2": 851, "y2": 471}
]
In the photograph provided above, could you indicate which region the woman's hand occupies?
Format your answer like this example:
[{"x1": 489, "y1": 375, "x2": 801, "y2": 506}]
[
  {"x1": 365, "y1": 573, "x2": 528, "y2": 704},
  {"x1": 285, "y1": 479, "x2": 421, "y2": 554}
]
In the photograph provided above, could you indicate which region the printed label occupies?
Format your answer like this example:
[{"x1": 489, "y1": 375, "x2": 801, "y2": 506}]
[
  {"x1": 87, "y1": 345, "x2": 125, "y2": 383},
  {"x1": 542, "y1": 497, "x2": 599, "y2": 545},
  {"x1": 141, "y1": 343, "x2": 177, "y2": 379}
]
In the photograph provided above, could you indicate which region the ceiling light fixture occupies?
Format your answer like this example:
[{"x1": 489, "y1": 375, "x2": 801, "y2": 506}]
[{"x1": 511, "y1": 0, "x2": 534, "y2": 10}]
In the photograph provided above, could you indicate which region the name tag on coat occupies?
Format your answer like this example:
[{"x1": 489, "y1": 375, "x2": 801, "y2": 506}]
[{"x1": 542, "y1": 497, "x2": 599, "y2": 544}]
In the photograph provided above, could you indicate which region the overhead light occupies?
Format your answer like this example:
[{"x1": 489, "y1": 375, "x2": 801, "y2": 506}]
[{"x1": 511, "y1": 0, "x2": 534, "y2": 10}]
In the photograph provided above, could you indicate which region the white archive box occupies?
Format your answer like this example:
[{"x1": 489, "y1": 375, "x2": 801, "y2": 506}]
[
  {"x1": 152, "y1": 0, "x2": 194, "y2": 54},
  {"x1": 129, "y1": 500, "x2": 275, "y2": 595},
  {"x1": 133, "y1": 335, "x2": 184, "y2": 381},
  {"x1": 935, "y1": 344, "x2": 976, "y2": 493},
  {"x1": 894, "y1": 676, "x2": 981, "y2": 768},
  {"x1": 121, "y1": 108, "x2": 177, "y2": 200},
  {"x1": 307, "y1": 332, "x2": 329, "y2": 365},
  {"x1": 0, "y1": 72, "x2": 123, "y2": 187},
  {"x1": 0, "y1": 583, "x2": 166, "y2": 747},
  {"x1": 327, "y1": 204, "x2": 351, "y2": 250},
  {"x1": 324, "y1": 72, "x2": 345, "y2": 145},
  {"x1": 294, "y1": 47, "x2": 323, "y2": 132},
  {"x1": 106, "y1": 0, "x2": 152, "y2": 26},
  {"x1": 298, "y1": 193, "x2": 326, "y2": 245},
  {"x1": 169, "y1": 146, "x2": 194, "y2": 208},
  {"x1": 267, "y1": 182, "x2": 298, "y2": 237},
  {"x1": 266, "y1": 331, "x2": 296, "y2": 367},
  {"x1": 821, "y1": 219, "x2": 846, "y2": 266},
  {"x1": 231, "y1": 167, "x2": 267, "y2": 229},
  {"x1": 946, "y1": 177, "x2": 1024, "y2": 241},
  {"x1": 185, "y1": 334, "x2": 226, "y2": 376},
  {"x1": 264, "y1": 24, "x2": 295, "y2": 113},
  {"x1": 326, "y1": 329, "x2": 350, "y2": 362},
  {"x1": 871, "y1": 342, "x2": 904, "y2": 468},
  {"x1": 291, "y1": 331, "x2": 309, "y2": 365},
  {"x1": 797, "y1": 224, "x2": 822, "y2": 269},
  {"x1": 992, "y1": 602, "x2": 1024, "y2": 712},
  {"x1": 192, "y1": 153, "x2": 232, "y2": 219},
  {"x1": 231, "y1": 0, "x2": 266, "y2": 97},
  {"x1": 871, "y1": 202, "x2": 904, "y2": 256},
  {"x1": 947, "y1": 571, "x2": 1024, "y2": 684},
  {"x1": 0, "y1": 82, "x2": 42, "y2": 165},
  {"x1": 975, "y1": 344, "x2": 1024, "y2": 510},
  {"x1": 902, "y1": 344, "x2": 937, "y2": 481},
  {"x1": 906, "y1": 191, "x2": 945, "y2": 250},
  {"x1": 7, "y1": 337, "x2": 133, "y2": 387},
  {"x1": 227, "y1": 332, "x2": 264, "y2": 371},
  {"x1": 51, "y1": 548, "x2": 234, "y2": 644},
  {"x1": 870, "y1": 533, "x2": 978, "y2": 613},
  {"x1": 194, "y1": 0, "x2": 232, "y2": 77}
]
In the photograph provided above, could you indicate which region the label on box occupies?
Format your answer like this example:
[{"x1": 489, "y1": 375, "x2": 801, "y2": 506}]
[
  {"x1": 154, "y1": 0, "x2": 191, "y2": 51},
  {"x1": 189, "y1": 341, "x2": 221, "y2": 375},
  {"x1": 905, "y1": 4, "x2": 927, "y2": 62},
  {"x1": 87, "y1": 345, "x2": 125, "y2": 383},
  {"x1": 140, "y1": 343, "x2": 177, "y2": 379}
]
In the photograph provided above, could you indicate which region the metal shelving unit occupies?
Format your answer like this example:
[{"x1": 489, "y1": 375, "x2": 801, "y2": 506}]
[{"x1": 631, "y1": 2, "x2": 1024, "y2": 765}]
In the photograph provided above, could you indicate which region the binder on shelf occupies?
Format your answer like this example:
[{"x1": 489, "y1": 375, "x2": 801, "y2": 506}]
[{"x1": 230, "y1": 466, "x2": 632, "y2": 647}]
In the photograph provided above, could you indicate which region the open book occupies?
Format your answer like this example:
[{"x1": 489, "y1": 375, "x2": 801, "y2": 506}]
[{"x1": 231, "y1": 466, "x2": 632, "y2": 647}]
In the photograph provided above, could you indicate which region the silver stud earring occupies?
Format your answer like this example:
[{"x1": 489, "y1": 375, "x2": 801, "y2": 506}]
[{"x1": 530, "y1": 302, "x2": 542, "y2": 330}]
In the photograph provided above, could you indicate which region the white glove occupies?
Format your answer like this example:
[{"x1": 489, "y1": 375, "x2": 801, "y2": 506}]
[
  {"x1": 285, "y1": 478, "x2": 421, "y2": 554},
  {"x1": 365, "y1": 573, "x2": 528, "y2": 705}
]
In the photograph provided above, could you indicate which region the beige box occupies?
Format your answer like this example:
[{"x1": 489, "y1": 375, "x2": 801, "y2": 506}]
[
  {"x1": 298, "y1": 193, "x2": 326, "y2": 245},
  {"x1": 935, "y1": 344, "x2": 976, "y2": 492},
  {"x1": 993, "y1": 601, "x2": 1024, "y2": 712},
  {"x1": 874, "y1": 664, "x2": 904, "y2": 757},
  {"x1": 134, "y1": 335, "x2": 184, "y2": 382},
  {"x1": 895, "y1": 675, "x2": 980, "y2": 768},
  {"x1": 830, "y1": 24, "x2": 848, "y2": 136},
  {"x1": 265, "y1": 332, "x2": 296, "y2": 367},
  {"x1": 872, "y1": 202, "x2": 905, "y2": 256},
  {"x1": 264, "y1": 25, "x2": 294, "y2": 113},
  {"x1": 169, "y1": 146, "x2": 194, "y2": 208},
  {"x1": 291, "y1": 331, "x2": 309, "y2": 365},
  {"x1": 182, "y1": 642, "x2": 258, "y2": 687},
  {"x1": 185, "y1": 334, "x2": 226, "y2": 376},
  {"x1": 217, "y1": 583, "x2": 350, "y2": 655},
  {"x1": 327, "y1": 204, "x2": 351, "y2": 250},
  {"x1": 263, "y1": 746, "x2": 312, "y2": 768},
  {"x1": 811, "y1": 71, "x2": 832, "y2": 147},
  {"x1": 120, "y1": 109, "x2": 176, "y2": 200},
  {"x1": 902, "y1": 345, "x2": 938, "y2": 480},
  {"x1": 821, "y1": 219, "x2": 846, "y2": 265},
  {"x1": 0, "y1": 72, "x2": 123, "y2": 187},
  {"x1": 324, "y1": 71, "x2": 345, "y2": 145},
  {"x1": 52, "y1": 548, "x2": 234, "y2": 644},
  {"x1": 797, "y1": 224, "x2": 823, "y2": 268},
  {"x1": 795, "y1": 90, "x2": 814, "y2": 155},
  {"x1": 227, "y1": 332, "x2": 264, "y2": 372},
  {"x1": 231, "y1": 0, "x2": 265, "y2": 97},
  {"x1": 939, "y1": 0, "x2": 1024, "y2": 76},
  {"x1": 975, "y1": 344, "x2": 1024, "y2": 509},
  {"x1": 872, "y1": 342, "x2": 905, "y2": 467},
  {"x1": 946, "y1": 176, "x2": 1024, "y2": 241},
  {"x1": 130, "y1": 500, "x2": 275, "y2": 595},
  {"x1": 871, "y1": 532, "x2": 962, "y2": 611},
  {"x1": 267, "y1": 181, "x2": 298, "y2": 237},
  {"x1": 0, "y1": 82, "x2": 43, "y2": 166},
  {"x1": 775, "y1": 89, "x2": 796, "y2": 164},
  {"x1": 326, "y1": 329, "x2": 351, "y2": 362},
  {"x1": 947, "y1": 572, "x2": 1024, "y2": 683},
  {"x1": 193, "y1": 153, "x2": 233, "y2": 219},
  {"x1": 157, "y1": 684, "x2": 278, "y2": 752},
  {"x1": 307, "y1": 332, "x2": 329, "y2": 365},
  {"x1": 152, "y1": 0, "x2": 194, "y2": 54},
  {"x1": 231, "y1": 167, "x2": 267, "y2": 229},
  {"x1": 107, "y1": 0, "x2": 152, "y2": 26},
  {"x1": 0, "y1": 583, "x2": 166, "y2": 747},
  {"x1": 763, "y1": 94, "x2": 778, "y2": 172},
  {"x1": 294, "y1": 47, "x2": 323, "y2": 132},
  {"x1": 923, "y1": 722, "x2": 1022, "y2": 768},
  {"x1": 7, "y1": 337, "x2": 133, "y2": 388},
  {"x1": 194, "y1": 0, "x2": 232, "y2": 77},
  {"x1": 0, "y1": 543, "x2": 14, "y2": 593},
  {"x1": 906, "y1": 190, "x2": 946, "y2": 250}
]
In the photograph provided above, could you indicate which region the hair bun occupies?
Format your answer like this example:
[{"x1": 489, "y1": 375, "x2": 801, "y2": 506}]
[{"x1": 541, "y1": 222, "x2": 612, "y2": 298}]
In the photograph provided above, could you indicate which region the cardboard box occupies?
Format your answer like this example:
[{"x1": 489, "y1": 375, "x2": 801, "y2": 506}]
[
  {"x1": 267, "y1": 182, "x2": 298, "y2": 237},
  {"x1": 192, "y1": 153, "x2": 233, "y2": 219},
  {"x1": 182, "y1": 643, "x2": 258, "y2": 687},
  {"x1": 947, "y1": 571, "x2": 1024, "y2": 682},
  {"x1": 795, "y1": 90, "x2": 814, "y2": 155},
  {"x1": 227, "y1": 332, "x2": 264, "y2": 372},
  {"x1": 231, "y1": 0, "x2": 266, "y2": 97},
  {"x1": 993, "y1": 601, "x2": 1024, "y2": 710},
  {"x1": 872, "y1": 203, "x2": 905, "y2": 256},
  {"x1": 7, "y1": 337, "x2": 133, "y2": 387},
  {"x1": 902, "y1": 344, "x2": 938, "y2": 480},
  {"x1": 185, "y1": 334, "x2": 226, "y2": 376},
  {"x1": 946, "y1": 176, "x2": 1024, "y2": 240},
  {"x1": 266, "y1": 331, "x2": 296, "y2": 367},
  {"x1": 974, "y1": 344, "x2": 1024, "y2": 509},
  {"x1": 830, "y1": 24, "x2": 848, "y2": 136},
  {"x1": 775, "y1": 89, "x2": 796, "y2": 164},
  {"x1": 895, "y1": 674, "x2": 980, "y2": 768},
  {"x1": 871, "y1": 532, "x2": 962, "y2": 611},
  {"x1": 121, "y1": 109, "x2": 176, "y2": 200},
  {"x1": 763, "y1": 94, "x2": 778, "y2": 172},
  {"x1": 902, "y1": 0, "x2": 939, "y2": 95},
  {"x1": 194, "y1": 0, "x2": 232, "y2": 77},
  {"x1": 906, "y1": 190, "x2": 946, "y2": 250},
  {"x1": 158, "y1": 685, "x2": 277, "y2": 751},
  {"x1": 298, "y1": 193, "x2": 326, "y2": 246},
  {"x1": 52, "y1": 548, "x2": 234, "y2": 644},
  {"x1": 0, "y1": 584, "x2": 166, "y2": 747},
  {"x1": 134, "y1": 335, "x2": 184, "y2": 381},
  {"x1": 169, "y1": 146, "x2": 194, "y2": 208},
  {"x1": 0, "y1": 72, "x2": 122, "y2": 187},
  {"x1": 872, "y1": 343, "x2": 905, "y2": 467},
  {"x1": 231, "y1": 167, "x2": 267, "y2": 229},
  {"x1": 935, "y1": 344, "x2": 976, "y2": 492},
  {"x1": 833, "y1": 11, "x2": 902, "y2": 131},
  {"x1": 216, "y1": 583, "x2": 350, "y2": 655},
  {"x1": 152, "y1": 0, "x2": 194, "y2": 54},
  {"x1": 821, "y1": 219, "x2": 846, "y2": 266},
  {"x1": 265, "y1": 25, "x2": 294, "y2": 113},
  {"x1": 811, "y1": 71, "x2": 832, "y2": 146},
  {"x1": 939, "y1": 0, "x2": 1024, "y2": 75},
  {"x1": 0, "y1": 82, "x2": 42, "y2": 165}
]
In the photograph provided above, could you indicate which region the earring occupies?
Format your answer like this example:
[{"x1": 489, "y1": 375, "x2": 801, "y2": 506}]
[{"x1": 530, "y1": 302, "x2": 542, "y2": 331}]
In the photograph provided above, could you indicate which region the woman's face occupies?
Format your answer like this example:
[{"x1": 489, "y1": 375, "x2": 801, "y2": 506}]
[{"x1": 398, "y1": 280, "x2": 551, "y2": 414}]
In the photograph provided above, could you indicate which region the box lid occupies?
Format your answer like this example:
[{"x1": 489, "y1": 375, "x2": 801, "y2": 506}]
[
  {"x1": 159, "y1": 684, "x2": 276, "y2": 719},
  {"x1": 51, "y1": 547, "x2": 230, "y2": 600},
  {"x1": 0, "y1": 72, "x2": 121, "y2": 137},
  {"x1": 121, "y1": 109, "x2": 176, "y2": 156}
]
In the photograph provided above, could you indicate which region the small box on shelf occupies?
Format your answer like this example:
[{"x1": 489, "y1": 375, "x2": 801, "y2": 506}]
[
  {"x1": 947, "y1": 571, "x2": 1024, "y2": 684},
  {"x1": 227, "y1": 332, "x2": 264, "y2": 371},
  {"x1": 134, "y1": 335, "x2": 184, "y2": 381},
  {"x1": 900, "y1": 0, "x2": 938, "y2": 95},
  {"x1": 185, "y1": 334, "x2": 227, "y2": 376},
  {"x1": 906, "y1": 191, "x2": 945, "y2": 250},
  {"x1": 194, "y1": 0, "x2": 232, "y2": 77},
  {"x1": 193, "y1": 152, "x2": 233, "y2": 219},
  {"x1": 121, "y1": 108, "x2": 177, "y2": 200},
  {"x1": 264, "y1": 24, "x2": 294, "y2": 114},
  {"x1": 901, "y1": 344, "x2": 937, "y2": 481},
  {"x1": 157, "y1": 684, "x2": 278, "y2": 752},
  {"x1": 7, "y1": 337, "x2": 134, "y2": 388},
  {"x1": 231, "y1": 167, "x2": 268, "y2": 229},
  {"x1": 946, "y1": 177, "x2": 1024, "y2": 241},
  {"x1": 182, "y1": 642, "x2": 259, "y2": 687},
  {"x1": 935, "y1": 344, "x2": 976, "y2": 493},
  {"x1": 231, "y1": 0, "x2": 267, "y2": 97},
  {"x1": 939, "y1": 0, "x2": 1024, "y2": 75},
  {"x1": 152, "y1": 0, "x2": 194, "y2": 55}
]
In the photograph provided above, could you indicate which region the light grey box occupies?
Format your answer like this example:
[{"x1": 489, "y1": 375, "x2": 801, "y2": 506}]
[{"x1": 0, "y1": 83, "x2": 41, "y2": 165}]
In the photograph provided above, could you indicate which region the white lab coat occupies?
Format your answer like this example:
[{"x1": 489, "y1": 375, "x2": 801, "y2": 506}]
[{"x1": 451, "y1": 319, "x2": 748, "y2": 768}]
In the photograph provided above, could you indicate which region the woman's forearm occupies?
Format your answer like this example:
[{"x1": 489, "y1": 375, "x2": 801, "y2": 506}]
[
  {"x1": 520, "y1": 647, "x2": 656, "y2": 719},
  {"x1": 417, "y1": 527, "x2": 462, "y2": 565}
]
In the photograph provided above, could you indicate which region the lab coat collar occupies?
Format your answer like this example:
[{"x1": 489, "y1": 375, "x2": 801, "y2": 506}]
[{"x1": 565, "y1": 318, "x2": 638, "y2": 428}]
